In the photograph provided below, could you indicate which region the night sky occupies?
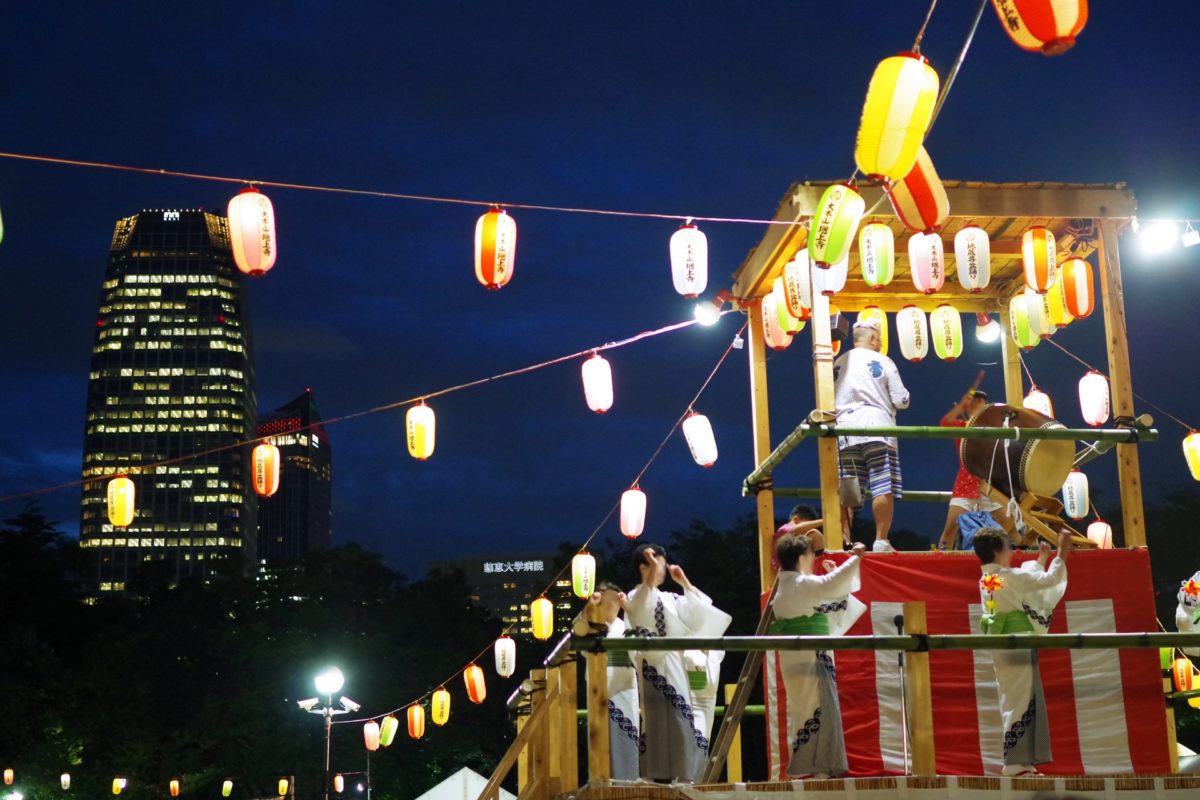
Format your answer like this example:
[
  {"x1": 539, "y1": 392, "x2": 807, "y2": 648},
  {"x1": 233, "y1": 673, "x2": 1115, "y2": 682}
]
[{"x1": 1, "y1": 4, "x2": 1197, "y2": 575}]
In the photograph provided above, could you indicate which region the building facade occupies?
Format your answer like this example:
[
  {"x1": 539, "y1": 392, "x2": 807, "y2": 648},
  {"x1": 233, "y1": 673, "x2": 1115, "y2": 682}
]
[
  {"x1": 427, "y1": 552, "x2": 575, "y2": 639},
  {"x1": 256, "y1": 389, "x2": 333, "y2": 565},
  {"x1": 80, "y1": 209, "x2": 257, "y2": 592}
]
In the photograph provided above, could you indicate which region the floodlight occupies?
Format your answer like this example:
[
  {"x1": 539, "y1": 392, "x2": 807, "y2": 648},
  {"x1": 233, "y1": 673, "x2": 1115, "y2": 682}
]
[
  {"x1": 694, "y1": 301, "x2": 721, "y2": 326},
  {"x1": 974, "y1": 313, "x2": 1001, "y2": 344},
  {"x1": 1139, "y1": 221, "x2": 1180, "y2": 255},
  {"x1": 314, "y1": 666, "x2": 345, "y2": 696}
]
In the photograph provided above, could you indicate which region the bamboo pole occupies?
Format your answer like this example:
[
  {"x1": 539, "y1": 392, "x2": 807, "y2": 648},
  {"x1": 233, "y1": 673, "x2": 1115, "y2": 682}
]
[
  {"x1": 723, "y1": 684, "x2": 743, "y2": 782},
  {"x1": 747, "y1": 300, "x2": 779, "y2": 590},
  {"x1": 811, "y1": 294, "x2": 843, "y2": 551},
  {"x1": 773, "y1": 487, "x2": 951, "y2": 503},
  {"x1": 902, "y1": 601, "x2": 936, "y2": 775},
  {"x1": 574, "y1": 704, "x2": 769, "y2": 719}
]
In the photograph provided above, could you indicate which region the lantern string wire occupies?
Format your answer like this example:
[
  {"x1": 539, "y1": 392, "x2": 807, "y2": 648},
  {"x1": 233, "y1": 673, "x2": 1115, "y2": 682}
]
[
  {"x1": 331, "y1": 322, "x2": 749, "y2": 726},
  {"x1": 911, "y1": 0, "x2": 940, "y2": 54},
  {"x1": 0, "y1": 312, "x2": 734, "y2": 506},
  {"x1": 929, "y1": 0, "x2": 989, "y2": 127}
]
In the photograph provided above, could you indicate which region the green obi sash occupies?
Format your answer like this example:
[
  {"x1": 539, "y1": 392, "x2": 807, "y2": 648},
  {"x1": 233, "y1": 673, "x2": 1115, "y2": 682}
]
[
  {"x1": 770, "y1": 613, "x2": 830, "y2": 636},
  {"x1": 980, "y1": 609, "x2": 1036, "y2": 635}
]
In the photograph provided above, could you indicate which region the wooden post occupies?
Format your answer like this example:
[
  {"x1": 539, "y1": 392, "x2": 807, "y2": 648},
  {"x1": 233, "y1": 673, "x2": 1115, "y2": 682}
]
[
  {"x1": 999, "y1": 298, "x2": 1024, "y2": 407},
  {"x1": 1097, "y1": 222, "x2": 1147, "y2": 547},
  {"x1": 747, "y1": 300, "x2": 779, "y2": 590},
  {"x1": 530, "y1": 669, "x2": 551, "y2": 800},
  {"x1": 546, "y1": 666, "x2": 563, "y2": 797},
  {"x1": 1165, "y1": 674, "x2": 1180, "y2": 774},
  {"x1": 583, "y1": 605, "x2": 611, "y2": 783},
  {"x1": 902, "y1": 601, "x2": 936, "y2": 776},
  {"x1": 811, "y1": 294, "x2": 843, "y2": 550},
  {"x1": 557, "y1": 660, "x2": 580, "y2": 792},
  {"x1": 723, "y1": 684, "x2": 743, "y2": 782},
  {"x1": 516, "y1": 713, "x2": 529, "y2": 793}
]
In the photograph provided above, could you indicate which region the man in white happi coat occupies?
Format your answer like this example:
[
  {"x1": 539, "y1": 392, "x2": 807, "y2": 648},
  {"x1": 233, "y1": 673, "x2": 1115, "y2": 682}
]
[
  {"x1": 975, "y1": 527, "x2": 1073, "y2": 777},
  {"x1": 626, "y1": 543, "x2": 731, "y2": 783}
]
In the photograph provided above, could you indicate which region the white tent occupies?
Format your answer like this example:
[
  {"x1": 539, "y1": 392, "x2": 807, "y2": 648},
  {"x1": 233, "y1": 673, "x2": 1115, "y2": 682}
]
[{"x1": 412, "y1": 767, "x2": 514, "y2": 800}]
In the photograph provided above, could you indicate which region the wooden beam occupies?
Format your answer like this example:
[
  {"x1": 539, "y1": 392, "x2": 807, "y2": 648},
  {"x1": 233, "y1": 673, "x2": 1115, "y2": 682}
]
[
  {"x1": 747, "y1": 301, "x2": 779, "y2": 589},
  {"x1": 1165, "y1": 675, "x2": 1180, "y2": 774},
  {"x1": 516, "y1": 713, "x2": 529, "y2": 793},
  {"x1": 1097, "y1": 221, "x2": 1146, "y2": 547},
  {"x1": 530, "y1": 669, "x2": 553, "y2": 800},
  {"x1": 479, "y1": 683, "x2": 557, "y2": 800},
  {"x1": 723, "y1": 683, "x2": 743, "y2": 782},
  {"x1": 902, "y1": 601, "x2": 936, "y2": 776},
  {"x1": 557, "y1": 661, "x2": 579, "y2": 792},
  {"x1": 1000, "y1": 298, "x2": 1025, "y2": 407},
  {"x1": 811, "y1": 294, "x2": 842, "y2": 550},
  {"x1": 827, "y1": 291, "x2": 994, "y2": 313},
  {"x1": 584, "y1": 604, "x2": 611, "y2": 783}
]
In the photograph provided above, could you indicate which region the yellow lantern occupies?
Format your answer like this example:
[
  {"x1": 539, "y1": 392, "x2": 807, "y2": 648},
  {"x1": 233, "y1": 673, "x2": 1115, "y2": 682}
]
[
  {"x1": 1087, "y1": 519, "x2": 1113, "y2": 549},
  {"x1": 432, "y1": 687, "x2": 451, "y2": 726},
  {"x1": 620, "y1": 487, "x2": 646, "y2": 538},
  {"x1": 170, "y1": 779, "x2": 181, "y2": 797},
  {"x1": 581, "y1": 353, "x2": 614, "y2": 414},
  {"x1": 107, "y1": 475, "x2": 135, "y2": 528},
  {"x1": 991, "y1": 0, "x2": 1088, "y2": 56},
  {"x1": 227, "y1": 186, "x2": 277, "y2": 277},
  {"x1": 1025, "y1": 387, "x2": 1054, "y2": 417},
  {"x1": 572, "y1": 551, "x2": 597, "y2": 598},
  {"x1": 1078, "y1": 371, "x2": 1110, "y2": 427},
  {"x1": 1060, "y1": 256, "x2": 1095, "y2": 318},
  {"x1": 113, "y1": 778, "x2": 128, "y2": 796},
  {"x1": 379, "y1": 714, "x2": 399, "y2": 747},
  {"x1": 407, "y1": 704, "x2": 425, "y2": 740},
  {"x1": 854, "y1": 52, "x2": 939, "y2": 182},
  {"x1": 222, "y1": 780, "x2": 233, "y2": 798},
  {"x1": 859, "y1": 222, "x2": 895, "y2": 289},
  {"x1": 930, "y1": 304, "x2": 963, "y2": 361},
  {"x1": 1022, "y1": 226, "x2": 1057, "y2": 293},
  {"x1": 1046, "y1": 273, "x2": 1074, "y2": 328},
  {"x1": 363, "y1": 721, "x2": 381, "y2": 752},
  {"x1": 475, "y1": 208, "x2": 517, "y2": 290},
  {"x1": 682, "y1": 412, "x2": 719, "y2": 468},
  {"x1": 772, "y1": 278, "x2": 805, "y2": 335},
  {"x1": 670, "y1": 222, "x2": 708, "y2": 298},
  {"x1": 277, "y1": 779, "x2": 288, "y2": 798},
  {"x1": 464, "y1": 663, "x2": 487, "y2": 703},
  {"x1": 810, "y1": 184, "x2": 865, "y2": 267},
  {"x1": 954, "y1": 225, "x2": 991, "y2": 293},
  {"x1": 781, "y1": 251, "x2": 812, "y2": 318},
  {"x1": 252, "y1": 442, "x2": 280, "y2": 498},
  {"x1": 857, "y1": 306, "x2": 889, "y2": 356},
  {"x1": 494, "y1": 636, "x2": 517, "y2": 677},
  {"x1": 406, "y1": 402, "x2": 436, "y2": 460},
  {"x1": 1183, "y1": 432, "x2": 1200, "y2": 481},
  {"x1": 333, "y1": 775, "x2": 344, "y2": 795},
  {"x1": 62, "y1": 774, "x2": 72, "y2": 791},
  {"x1": 531, "y1": 596, "x2": 554, "y2": 640},
  {"x1": 4, "y1": 770, "x2": 13, "y2": 786},
  {"x1": 896, "y1": 305, "x2": 928, "y2": 363}
]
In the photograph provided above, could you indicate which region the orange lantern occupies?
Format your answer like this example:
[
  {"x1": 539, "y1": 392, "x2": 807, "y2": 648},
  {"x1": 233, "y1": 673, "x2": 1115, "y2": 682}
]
[
  {"x1": 407, "y1": 704, "x2": 425, "y2": 739},
  {"x1": 1173, "y1": 658, "x2": 1196, "y2": 692},
  {"x1": 464, "y1": 663, "x2": 487, "y2": 704},
  {"x1": 494, "y1": 636, "x2": 517, "y2": 677},
  {"x1": 854, "y1": 52, "x2": 939, "y2": 182},
  {"x1": 252, "y1": 442, "x2": 280, "y2": 498},
  {"x1": 170, "y1": 779, "x2": 181, "y2": 797},
  {"x1": 107, "y1": 475, "x2": 135, "y2": 528},
  {"x1": 1022, "y1": 227, "x2": 1057, "y2": 293},
  {"x1": 1078, "y1": 371, "x2": 1110, "y2": 427},
  {"x1": 475, "y1": 208, "x2": 517, "y2": 289},
  {"x1": 670, "y1": 222, "x2": 708, "y2": 298},
  {"x1": 431, "y1": 687, "x2": 451, "y2": 726},
  {"x1": 887, "y1": 146, "x2": 949, "y2": 234},
  {"x1": 363, "y1": 721, "x2": 381, "y2": 752},
  {"x1": 581, "y1": 353, "x2": 614, "y2": 414},
  {"x1": 333, "y1": 775, "x2": 344, "y2": 795},
  {"x1": 908, "y1": 232, "x2": 945, "y2": 294},
  {"x1": 990, "y1": 0, "x2": 1088, "y2": 56},
  {"x1": 4, "y1": 770, "x2": 13, "y2": 786},
  {"x1": 406, "y1": 402, "x2": 436, "y2": 460},
  {"x1": 227, "y1": 186, "x2": 277, "y2": 277},
  {"x1": 1059, "y1": 257, "x2": 1094, "y2": 318},
  {"x1": 1184, "y1": 432, "x2": 1200, "y2": 481}
]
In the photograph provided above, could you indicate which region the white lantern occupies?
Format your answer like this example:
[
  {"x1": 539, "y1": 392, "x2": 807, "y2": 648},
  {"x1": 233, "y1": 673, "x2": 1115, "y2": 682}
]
[
  {"x1": 859, "y1": 222, "x2": 895, "y2": 289},
  {"x1": 954, "y1": 225, "x2": 990, "y2": 292},
  {"x1": 908, "y1": 232, "x2": 945, "y2": 294},
  {"x1": 761, "y1": 293, "x2": 792, "y2": 350},
  {"x1": 1025, "y1": 387, "x2": 1054, "y2": 418},
  {"x1": 1087, "y1": 520, "x2": 1113, "y2": 549},
  {"x1": 1078, "y1": 371, "x2": 1110, "y2": 427},
  {"x1": 620, "y1": 487, "x2": 646, "y2": 538},
  {"x1": 682, "y1": 412, "x2": 718, "y2": 467},
  {"x1": 782, "y1": 251, "x2": 813, "y2": 319},
  {"x1": 494, "y1": 636, "x2": 517, "y2": 677},
  {"x1": 227, "y1": 186, "x2": 277, "y2": 276},
  {"x1": 896, "y1": 305, "x2": 929, "y2": 362},
  {"x1": 1061, "y1": 470, "x2": 1089, "y2": 519},
  {"x1": 581, "y1": 353, "x2": 613, "y2": 414},
  {"x1": 811, "y1": 256, "x2": 847, "y2": 297},
  {"x1": 1024, "y1": 287, "x2": 1052, "y2": 339},
  {"x1": 929, "y1": 304, "x2": 962, "y2": 361},
  {"x1": 670, "y1": 222, "x2": 708, "y2": 298}
]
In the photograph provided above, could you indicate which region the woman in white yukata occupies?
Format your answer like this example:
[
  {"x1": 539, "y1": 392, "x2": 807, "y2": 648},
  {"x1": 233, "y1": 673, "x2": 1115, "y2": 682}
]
[
  {"x1": 1176, "y1": 570, "x2": 1200, "y2": 657},
  {"x1": 626, "y1": 543, "x2": 731, "y2": 784},
  {"x1": 585, "y1": 583, "x2": 642, "y2": 780},
  {"x1": 771, "y1": 534, "x2": 867, "y2": 779}
]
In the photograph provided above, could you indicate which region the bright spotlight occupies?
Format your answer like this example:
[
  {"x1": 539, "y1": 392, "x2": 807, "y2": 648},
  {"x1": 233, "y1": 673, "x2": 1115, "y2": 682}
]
[
  {"x1": 694, "y1": 302, "x2": 721, "y2": 326},
  {"x1": 1139, "y1": 220, "x2": 1180, "y2": 255},
  {"x1": 974, "y1": 313, "x2": 1001, "y2": 343},
  {"x1": 314, "y1": 666, "x2": 345, "y2": 696}
]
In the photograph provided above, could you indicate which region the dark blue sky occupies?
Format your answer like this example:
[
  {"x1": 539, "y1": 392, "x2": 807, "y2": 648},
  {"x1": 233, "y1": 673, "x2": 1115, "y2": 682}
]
[{"x1": 1, "y1": 4, "x2": 1197, "y2": 573}]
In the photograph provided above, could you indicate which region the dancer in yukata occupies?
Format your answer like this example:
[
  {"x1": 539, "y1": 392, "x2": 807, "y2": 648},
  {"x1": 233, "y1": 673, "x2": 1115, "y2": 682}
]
[
  {"x1": 626, "y1": 543, "x2": 731, "y2": 783},
  {"x1": 975, "y1": 527, "x2": 1072, "y2": 777},
  {"x1": 577, "y1": 583, "x2": 641, "y2": 780},
  {"x1": 770, "y1": 533, "x2": 867, "y2": 779},
  {"x1": 1177, "y1": 570, "x2": 1200, "y2": 657}
]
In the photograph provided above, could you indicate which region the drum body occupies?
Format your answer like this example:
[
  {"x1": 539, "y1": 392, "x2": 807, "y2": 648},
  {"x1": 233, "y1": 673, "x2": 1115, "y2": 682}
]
[{"x1": 960, "y1": 404, "x2": 1075, "y2": 498}]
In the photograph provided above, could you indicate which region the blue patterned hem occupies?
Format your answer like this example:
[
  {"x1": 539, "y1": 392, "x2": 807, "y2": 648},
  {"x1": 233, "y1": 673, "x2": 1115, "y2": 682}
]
[
  {"x1": 1004, "y1": 696, "x2": 1037, "y2": 755},
  {"x1": 641, "y1": 661, "x2": 710, "y2": 752},
  {"x1": 608, "y1": 701, "x2": 640, "y2": 744},
  {"x1": 792, "y1": 706, "x2": 822, "y2": 752}
]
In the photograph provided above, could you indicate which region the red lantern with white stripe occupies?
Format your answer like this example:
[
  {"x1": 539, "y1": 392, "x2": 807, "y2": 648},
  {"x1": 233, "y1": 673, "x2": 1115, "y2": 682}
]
[
  {"x1": 581, "y1": 353, "x2": 613, "y2": 414},
  {"x1": 1078, "y1": 371, "x2": 1110, "y2": 427},
  {"x1": 1060, "y1": 257, "x2": 1095, "y2": 318},
  {"x1": 1184, "y1": 432, "x2": 1200, "y2": 481},
  {"x1": 252, "y1": 442, "x2": 280, "y2": 498},
  {"x1": 1022, "y1": 227, "x2": 1057, "y2": 293},
  {"x1": 363, "y1": 721, "x2": 381, "y2": 752},
  {"x1": 859, "y1": 222, "x2": 895, "y2": 289},
  {"x1": 954, "y1": 225, "x2": 991, "y2": 293},
  {"x1": 930, "y1": 304, "x2": 962, "y2": 361},
  {"x1": 227, "y1": 187, "x2": 277, "y2": 277},
  {"x1": 896, "y1": 305, "x2": 928, "y2": 362},
  {"x1": 908, "y1": 232, "x2": 945, "y2": 294},
  {"x1": 407, "y1": 704, "x2": 425, "y2": 740},
  {"x1": 670, "y1": 222, "x2": 708, "y2": 298},
  {"x1": 464, "y1": 664, "x2": 487, "y2": 703},
  {"x1": 1025, "y1": 387, "x2": 1054, "y2": 417},
  {"x1": 682, "y1": 412, "x2": 718, "y2": 467},
  {"x1": 811, "y1": 257, "x2": 847, "y2": 297},
  {"x1": 1087, "y1": 519, "x2": 1113, "y2": 549},
  {"x1": 887, "y1": 146, "x2": 949, "y2": 234},
  {"x1": 475, "y1": 208, "x2": 517, "y2": 290},
  {"x1": 494, "y1": 636, "x2": 516, "y2": 677},
  {"x1": 761, "y1": 293, "x2": 793, "y2": 350},
  {"x1": 620, "y1": 487, "x2": 646, "y2": 538},
  {"x1": 1061, "y1": 470, "x2": 1089, "y2": 519},
  {"x1": 782, "y1": 251, "x2": 813, "y2": 319},
  {"x1": 990, "y1": 0, "x2": 1088, "y2": 56}
]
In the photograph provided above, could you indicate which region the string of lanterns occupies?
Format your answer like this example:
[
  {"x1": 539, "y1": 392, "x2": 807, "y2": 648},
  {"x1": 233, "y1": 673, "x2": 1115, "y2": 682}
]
[{"x1": 2, "y1": 773, "x2": 287, "y2": 799}]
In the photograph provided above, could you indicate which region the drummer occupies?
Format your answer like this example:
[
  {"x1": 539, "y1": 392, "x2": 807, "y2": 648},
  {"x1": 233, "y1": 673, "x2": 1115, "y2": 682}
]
[{"x1": 937, "y1": 389, "x2": 1002, "y2": 550}]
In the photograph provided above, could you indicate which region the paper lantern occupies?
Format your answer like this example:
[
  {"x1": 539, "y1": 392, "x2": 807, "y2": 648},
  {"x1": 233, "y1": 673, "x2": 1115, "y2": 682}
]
[
  {"x1": 811, "y1": 257, "x2": 847, "y2": 297},
  {"x1": 113, "y1": 779, "x2": 127, "y2": 796},
  {"x1": 771, "y1": 278, "x2": 805, "y2": 335},
  {"x1": 1033, "y1": 288, "x2": 1056, "y2": 339},
  {"x1": 432, "y1": 687, "x2": 451, "y2": 726},
  {"x1": 1046, "y1": 273, "x2": 1075, "y2": 328},
  {"x1": 896, "y1": 305, "x2": 928, "y2": 362},
  {"x1": 363, "y1": 721, "x2": 381, "y2": 752},
  {"x1": 930, "y1": 305, "x2": 963, "y2": 361},
  {"x1": 252, "y1": 442, "x2": 280, "y2": 498},
  {"x1": 829, "y1": 303, "x2": 843, "y2": 357},
  {"x1": 810, "y1": 184, "x2": 865, "y2": 267},
  {"x1": 1022, "y1": 227, "x2": 1057, "y2": 293},
  {"x1": 760, "y1": 293, "x2": 793, "y2": 350},
  {"x1": 888, "y1": 146, "x2": 949, "y2": 234},
  {"x1": 1173, "y1": 658, "x2": 1196, "y2": 692},
  {"x1": 572, "y1": 551, "x2": 597, "y2": 598},
  {"x1": 908, "y1": 232, "x2": 945, "y2": 294},
  {"x1": 859, "y1": 222, "x2": 895, "y2": 289},
  {"x1": 1078, "y1": 371, "x2": 1110, "y2": 427},
  {"x1": 581, "y1": 354, "x2": 614, "y2": 414},
  {"x1": 781, "y1": 251, "x2": 813, "y2": 318},
  {"x1": 62, "y1": 774, "x2": 72, "y2": 791},
  {"x1": 170, "y1": 779, "x2": 181, "y2": 797},
  {"x1": 1087, "y1": 519, "x2": 1113, "y2": 549},
  {"x1": 991, "y1": 0, "x2": 1088, "y2": 56},
  {"x1": 854, "y1": 52, "x2": 940, "y2": 182},
  {"x1": 4, "y1": 770, "x2": 13, "y2": 786},
  {"x1": 407, "y1": 704, "x2": 425, "y2": 740},
  {"x1": 670, "y1": 222, "x2": 708, "y2": 298},
  {"x1": 494, "y1": 636, "x2": 517, "y2": 677},
  {"x1": 406, "y1": 402, "x2": 436, "y2": 460},
  {"x1": 221, "y1": 781, "x2": 232, "y2": 798},
  {"x1": 954, "y1": 225, "x2": 991, "y2": 292},
  {"x1": 276, "y1": 779, "x2": 288, "y2": 798},
  {"x1": 1008, "y1": 293, "x2": 1040, "y2": 350},
  {"x1": 975, "y1": 312, "x2": 1001, "y2": 343},
  {"x1": 475, "y1": 208, "x2": 516, "y2": 290},
  {"x1": 682, "y1": 412, "x2": 718, "y2": 467},
  {"x1": 227, "y1": 187, "x2": 277, "y2": 277},
  {"x1": 531, "y1": 596, "x2": 554, "y2": 640},
  {"x1": 1184, "y1": 432, "x2": 1200, "y2": 481},
  {"x1": 464, "y1": 663, "x2": 487, "y2": 703},
  {"x1": 620, "y1": 487, "x2": 646, "y2": 538},
  {"x1": 333, "y1": 775, "x2": 344, "y2": 795},
  {"x1": 1060, "y1": 257, "x2": 1095, "y2": 318},
  {"x1": 1025, "y1": 388, "x2": 1054, "y2": 417},
  {"x1": 1061, "y1": 470, "x2": 1089, "y2": 519},
  {"x1": 857, "y1": 306, "x2": 889, "y2": 356},
  {"x1": 379, "y1": 714, "x2": 399, "y2": 747},
  {"x1": 107, "y1": 475, "x2": 135, "y2": 528}
]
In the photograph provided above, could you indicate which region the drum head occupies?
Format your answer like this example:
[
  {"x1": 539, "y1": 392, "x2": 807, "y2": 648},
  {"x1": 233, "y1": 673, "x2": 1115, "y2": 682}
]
[{"x1": 1020, "y1": 438, "x2": 1075, "y2": 496}]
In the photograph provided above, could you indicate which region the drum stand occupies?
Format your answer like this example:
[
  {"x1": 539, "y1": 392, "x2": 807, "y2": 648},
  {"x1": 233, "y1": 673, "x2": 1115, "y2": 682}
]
[{"x1": 982, "y1": 485, "x2": 1095, "y2": 548}]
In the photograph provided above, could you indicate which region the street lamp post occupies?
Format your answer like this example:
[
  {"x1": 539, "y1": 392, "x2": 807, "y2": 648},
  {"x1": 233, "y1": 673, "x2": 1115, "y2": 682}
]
[{"x1": 298, "y1": 667, "x2": 361, "y2": 800}]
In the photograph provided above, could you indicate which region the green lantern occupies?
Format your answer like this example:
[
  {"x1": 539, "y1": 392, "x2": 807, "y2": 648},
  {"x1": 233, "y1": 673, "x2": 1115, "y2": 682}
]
[
  {"x1": 1008, "y1": 294, "x2": 1039, "y2": 351},
  {"x1": 810, "y1": 184, "x2": 865, "y2": 267},
  {"x1": 571, "y1": 551, "x2": 596, "y2": 599},
  {"x1": 379, "y1": 714, "x2": 399, "y2": 747}
]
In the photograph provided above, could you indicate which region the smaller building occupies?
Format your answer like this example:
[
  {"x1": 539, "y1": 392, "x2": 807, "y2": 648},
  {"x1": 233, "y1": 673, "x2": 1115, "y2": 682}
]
[{"x1": 428, "y1": 551, "x2": 574, "y2": 639}]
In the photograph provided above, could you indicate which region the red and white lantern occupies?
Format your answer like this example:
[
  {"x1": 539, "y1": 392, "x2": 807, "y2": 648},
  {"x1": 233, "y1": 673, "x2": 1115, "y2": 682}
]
[
  {"x1": 670, "y1": 222, "x2": 708, "y2": 298},
  {"x1": 954, "y1": 225, "x2": 991, "y2": 292},
  {"x1": 620, "y1": 487, "x2": 646, "y2": 538},
  {"x1": 1059, "y1": 257, "x2": 1095, "y2": 318},
  {"x1": 990, "y1": 0, "x2": 1088, "y2": 56},
  {"x1": 407, "y1": 704, "x2": 425, "y2": 740},
  {"x1": 887, "y1": 146, "x2": 949, "y2": 234},
  {"x1": 475, "y1": 208, "x2": 517, "y2": 290},
  {"x1": 908, "y1": 232, "x2": 945, "y2": 294},
  {"x1": 1078, "y1": 371, "x2": 1110, "y2": 427},
  {"x1": 464, "y1": 664, "x2": 487, "y2": 704},
  {"x1": 227, "y1": 187, "x2": 277, "y2": 277},
  {"x1": 682, "y1": 412, "x2": 718, "y2": 467},
  {"x1": 1022, "y1": 226, "x2": 1057, "y2": 293}
]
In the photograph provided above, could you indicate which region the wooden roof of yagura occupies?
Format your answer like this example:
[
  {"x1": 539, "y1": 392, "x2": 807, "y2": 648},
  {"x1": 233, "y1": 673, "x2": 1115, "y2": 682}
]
[{"x1": 729, "y1": 181, "x2": 1137, "y2": 312}]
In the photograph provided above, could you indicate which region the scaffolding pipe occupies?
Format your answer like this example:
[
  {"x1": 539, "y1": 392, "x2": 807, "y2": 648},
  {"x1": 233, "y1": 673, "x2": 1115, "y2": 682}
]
[
  {"x1": 771, "y1": 487, "x2": 952, "y2": 503},
  {"x1": 576, "y1": 705, "x2": 766, "y2": 719}
]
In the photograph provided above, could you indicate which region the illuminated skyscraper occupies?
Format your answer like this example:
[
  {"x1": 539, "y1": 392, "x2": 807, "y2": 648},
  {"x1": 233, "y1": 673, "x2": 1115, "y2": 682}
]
[
  {"x1": 256, "y1": 389, "x2": 333, "y2": 565},
  {"x1": 79, "y1": 209, "x2": 257, "y2": 592}
]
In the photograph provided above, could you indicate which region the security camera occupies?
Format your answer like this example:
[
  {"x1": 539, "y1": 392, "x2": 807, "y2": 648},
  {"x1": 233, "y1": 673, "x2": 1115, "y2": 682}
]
[
  {"x1": 339, "y1": 697, "x2": 361, "y2": 712},
  {"x1": 297, "y1": 698, "x2": 319, "y2": 711}
]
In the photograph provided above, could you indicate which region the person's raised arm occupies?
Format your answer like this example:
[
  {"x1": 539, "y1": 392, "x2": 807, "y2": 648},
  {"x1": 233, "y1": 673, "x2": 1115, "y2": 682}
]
[
  {"x1": 886, "y1": 360, "x2": 911, "y2": 410},
  {"x1": 811, "y1": 542, "x2": 866, "y2": 593}
]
